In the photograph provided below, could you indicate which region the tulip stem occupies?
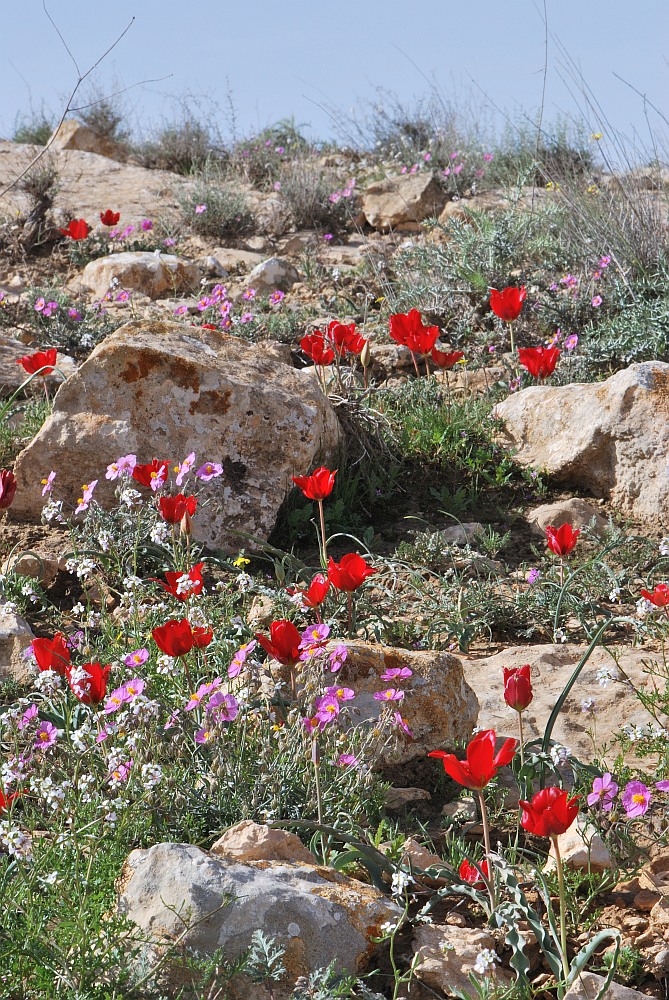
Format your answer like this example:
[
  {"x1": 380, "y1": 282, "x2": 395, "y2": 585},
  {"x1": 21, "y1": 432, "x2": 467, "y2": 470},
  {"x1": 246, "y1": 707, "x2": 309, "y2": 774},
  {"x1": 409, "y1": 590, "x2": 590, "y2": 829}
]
[
  {"x1": 509, "y1": 322, "x2": 515, "y2": 354},
  {"x1": 347, "y1": 592, "x2": 354, "y2": 638},
  {"x1": 517, "y1": 711, "x2": 525, "y2": 771},
  {"x1": 477, "y1": 789, "x2": 496, "y2": 909},
  {"x1": 318, "y1": 500, "x2": 327, "y2": 568},
  {"x1": 410, "y1": 351, "x2": 420, "y2": 379},
  {"x1": 312, "y1": 738, "x2": 323, "y2": 826},
  {"x1": 552, "y1": 835, "x2": 570, "y2": 980}
]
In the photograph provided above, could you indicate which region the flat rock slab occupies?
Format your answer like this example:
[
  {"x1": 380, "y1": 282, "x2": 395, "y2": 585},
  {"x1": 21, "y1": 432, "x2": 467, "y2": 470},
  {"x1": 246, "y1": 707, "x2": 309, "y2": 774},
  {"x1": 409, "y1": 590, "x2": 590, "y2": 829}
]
[
  {"x1": 461, "y1": 643, "x2": 661, "y2": 763},
  {"x1": 78, "y1": 251, "x2": 200, "y2": 300},
  {"x1": 10, "y1": 320, "x2": 341, "y2": 550},
  {"x1": 494, "y1": 362, "x2": 669, "y2": 521}
]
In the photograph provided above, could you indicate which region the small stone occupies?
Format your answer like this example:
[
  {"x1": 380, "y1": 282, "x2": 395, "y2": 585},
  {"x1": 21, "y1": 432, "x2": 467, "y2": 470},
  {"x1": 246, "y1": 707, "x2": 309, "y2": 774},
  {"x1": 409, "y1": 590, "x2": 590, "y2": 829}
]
[
  {"x1": 545, "y1": 815, "x2": 612, "y2": 873},
  {"x1": 245, "y1": 257, "x2": 300, "y2": 295},
  {"x1": 362, "y1": 173, "x2": 446, "y2": 231},
  {"x1": 210, "y1": 820, "x2": 316, "y2": 864},
  {"x1": 385, "y1": 787, "x2": 432, "y2": 810},
  {"x1": 527, "y1": 498, "x2": 609, "y2": 539},
  {"x1": 79, "y1": 252, "x2": 200, "y2": 300},
  {"x1": 0, "y1": 607, "x2": 35, "y2": 684},
  {"x1": 564, "y1": 971, "x2": 651, "y2": 1000},
  {"x1": 413, "y1": 925, "x2": 511, "y2": 995}
]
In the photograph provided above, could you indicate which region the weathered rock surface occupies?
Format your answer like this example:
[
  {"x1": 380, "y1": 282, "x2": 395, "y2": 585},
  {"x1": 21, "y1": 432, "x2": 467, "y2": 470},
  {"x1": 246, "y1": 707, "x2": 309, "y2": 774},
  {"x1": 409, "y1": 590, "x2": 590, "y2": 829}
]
[
  {"x1": 211, "y1": 820, "x2": 316, "y2": 864},
  {"x1": 0, "y1": 606, "x2": 34, "y2": 684},
  {"x1": 527, "y1": 498, "x2": 609, "y2": 539},
  {"x1": 335, "y1": 642, "x2": 479, "y2": 763},
  {"x1": 494, "y1": 362, "x2": 669, "y2": 521},
  {"x1": 362, "y1": 173, "x2": 446, "y2": 230},
  {"x1": 117, "y1": 842, "x2": 400, "y2": 991},
  {"x1": 245, "y1": 256, "x2": 300, "y2": 295},
  {"x1": 564, "y1": 972, "x2": 649, "y2": 1000},
  {"x1": 10, "y1": 321, "x2": 341, "y2": 549},
  {"x1": 48, "y1": 119, "x2": 126, "y2": 161},
  {"x1": 545, "y1": 815, "x2": 613, "y2": 873},
  {"x1": 79, "y1": 252, "x2": 200, "y2": 300},
  {"x1": 413, "y1": 925, "x2": 511, "y2": 995},
  {"x1": 461, "y1": 644, "x2": 660, "y2": 763}
]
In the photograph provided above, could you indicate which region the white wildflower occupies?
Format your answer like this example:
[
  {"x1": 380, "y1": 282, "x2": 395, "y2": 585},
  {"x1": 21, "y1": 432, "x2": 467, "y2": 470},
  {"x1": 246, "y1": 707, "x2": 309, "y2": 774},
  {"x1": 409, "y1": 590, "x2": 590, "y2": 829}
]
[
  {"x1": 550, "y1": 743, "x2": 570, "y2": 765},
  {"x1": 390, "y1": 870, "x2": 414, "y2": 898},
  {"x1": 473, "y1": 948, "x2": 500, "y2": 975}
]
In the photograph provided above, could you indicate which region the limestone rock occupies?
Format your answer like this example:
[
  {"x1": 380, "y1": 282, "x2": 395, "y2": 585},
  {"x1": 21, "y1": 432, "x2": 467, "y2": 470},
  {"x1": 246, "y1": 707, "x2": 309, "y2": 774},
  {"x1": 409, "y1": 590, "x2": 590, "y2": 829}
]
[
  {"x1": 545, "y1": 815, "x2": 613, "y2": 873},
  {"x1": 461, "y1": 644, "x2": 661, "y2": 763},
  {"x1": 494, "y1": 362, "x2": 669, "y2": 521},
  {"x1": 245, "y1": 257, "x2": 300, "y2": 295},
  {"x1": 441, "y1": 523, "x2": 485, "y2": 546},
  {"x1": 413, "y1": 925, "x2": 511, "y2": 995},
  {"x1": 384, "y1": 786, "x2": 432, "y2": 810},
  {"x1": 334, "y1": 642, "x2": 479, "y2": 763},
  {"x1": 0, "y1": 606, "x2": 34, "y2": 684},
  {"x1": 117, "y1": 842, "x2": 401, "y2": 992},
  {"x1": 2, "y1": 551, "x2": 59, "y2": 589},
  {"x1": 564, "y1": 972, "x2": 650, "y2": 1000},
  {"x1": 211, "y1": 247, "x2": 265, "y2": 272},
  {"x1": 10, "y1": 321, "x2": 341, "y2": 550},
  {"x1": 362, "y1": 173, "x2": 446, "y2": 230},
  {"x1": 438, "y1": 191, "x2": 509, "y2": 223},
  {"x1": 49, "y1": 119, "x2": 126, "y2": 161},
  {"x1": 79, "y1": 252, "x2": 200, "y2": 300},
  {"x1": 211, "y1": 821, "x2": 316, "y2": 864},
  {"x1": 527, "y1": 498, "x2": 609, "y2": 539}
]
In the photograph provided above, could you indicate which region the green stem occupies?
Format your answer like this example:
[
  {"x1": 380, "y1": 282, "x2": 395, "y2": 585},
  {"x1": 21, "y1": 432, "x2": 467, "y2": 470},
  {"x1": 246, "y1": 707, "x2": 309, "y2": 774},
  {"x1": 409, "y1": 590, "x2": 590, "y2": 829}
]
[
  {"x1": 318, "y1": 499, "x2": 327, "y2": 569},
  {"x1": 477, "y1": 789, "x2": 496, "y2": 910},
  {"x1": 518, "y1": 710, "x2": 525, "y2": 771},
  {"x1": 553, "y1": 835, "x2": 570, "y2": 980},
  {"x1": 509, "y1": 322, "x2": 515, "y2": 354}
]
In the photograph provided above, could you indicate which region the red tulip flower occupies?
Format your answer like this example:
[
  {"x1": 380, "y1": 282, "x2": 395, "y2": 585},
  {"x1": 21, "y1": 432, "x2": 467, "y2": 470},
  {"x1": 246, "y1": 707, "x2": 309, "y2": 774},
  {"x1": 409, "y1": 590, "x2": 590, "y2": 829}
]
[
  {"x1": 327, "y1": 553, "x2": 377, "y2": 592},
  {"x1": 301, "y1": 332, "x2": 335, "y2": 366},
  {"x1": 519, "y1": 786, "x2": 579, "y2": 838},
  {"x1": 255, "y1": 620, "x2": 302, "y2": 667},
  {"x1": 489, "y1": 286, "x2": 526, "y2": 323},
  {"x1": 640, "y1": 584, "x2": 669, "y2": 608},
  {"x1": 32, "y1": 632, "x2": 71, "y2": 676},
  {"x1": 503, "y1": 664, "x2": 533, "y2": 713},
  {"x1": 431, "y1": 347, "x2": 464, "y2": 370},
  {"x1": 518, "y1": 346, "x2": 560, "y2": 379},
  {"x1": 290, "y1": 573, "x2": 330, "y2": 608},
  {"x1": 59, "y1": 219, "x2": 90, "y2": 240},
  {"x1": 0, "y1": 470, "x2": 17, "y2": 510},
  {"x1": 159, "y1": 562, "x2": 204, "y2": 601},
  {"x1": 192, "y1": 625, "x2": 213, "y2": 649},
  {"x1": 152, "y1": 618, "x2": 199, "y2": 657},
  {"x1": 159, "y1": 494, "x2": 197, "y2": 524},
  {"x1": 16, "y1": 348, "x2": 58, "y2": 377},
  {"x1": 132, "y1": 460, "x2": 170, "y2": 491},
  {"x1": 428, "y1": 728, "x2": 516, "y2": 791},
  {"x1": 459, "y1": 857, "x2": 490, "y2": 886},
  {"x1": 327, "y1": 321, "x2": 366, "y2": 357},
  {"x1": 389, "y1": 309, "x2": 439, "y2": 356},
  {"x1": 545, "y1": 523, "x2": 579, "y2": 557},
  {"x1": 0, "y1": 787, "x2": 22, "y2": 813},
  {"x1": 100, "y1": 209, "x2": 121, "y2": 227},
  {"x1": 292, "y1": 467, "x2": 336, "y2": 501},
  {"x1": 69, "y1": 661, "x2": 111, "y2": 704}
]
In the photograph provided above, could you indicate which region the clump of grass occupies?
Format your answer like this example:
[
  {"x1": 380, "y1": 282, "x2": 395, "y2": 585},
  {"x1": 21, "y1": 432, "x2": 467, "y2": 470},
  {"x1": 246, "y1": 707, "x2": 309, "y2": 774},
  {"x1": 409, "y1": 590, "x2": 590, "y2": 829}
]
[
  {"x1": 277, "y1": 158, "x2": 358, "y2": 233},
  {"x1": 12, "y1": 104, "x2": 57, "y2": 145},
  {"x1": 179, "y1": 167, "x2": 255, "y2": 240}
]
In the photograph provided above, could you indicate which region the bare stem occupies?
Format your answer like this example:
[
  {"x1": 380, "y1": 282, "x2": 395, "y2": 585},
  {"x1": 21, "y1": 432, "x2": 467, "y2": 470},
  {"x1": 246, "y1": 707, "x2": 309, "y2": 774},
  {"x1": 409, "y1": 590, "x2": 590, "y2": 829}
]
[{"x1": 553, "y1": 835, "x2": 570, "y2": 980}]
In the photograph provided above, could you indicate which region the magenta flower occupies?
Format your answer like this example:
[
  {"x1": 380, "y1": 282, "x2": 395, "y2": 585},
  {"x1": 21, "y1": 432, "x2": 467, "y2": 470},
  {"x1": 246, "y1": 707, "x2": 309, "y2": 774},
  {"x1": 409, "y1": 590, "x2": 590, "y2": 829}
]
[
  {"x1": 124, "y1": 648, "x2": 149, "y2": 669},
  {"x1": 483, "y1": 152, "x2": 494, "y2": 162},
  {"x1": 207, "y1": 691, "x2": 239, "y2": 721},
  {"x1": 68, "y1": 308, "x2": 82, "y2": 320},
  {"x1": 325, "y1": 685, "x2": 355, "y2": 701},
  {"x1": 140, "y1": 219, "x2": 153, "y2": 231},
  {"x1": 18, "y1": 704, "x2": 38, "y2": 730},
  {"x1": 75, "y1": 479, "x2": 98, "y2": 514},
  {"x1": 336, "y1": 753, "x2": 359, "y2": 767},
  {"x1": 173, "y1": 304, "x2": 189, "y2": 316},
  {"x1": 393, "y1": 711, "x2": 414, "y2": 737},
  {"x1": 300, "y1": 624, "x2": 330, "y2": 648},
  {"x1": 185, "y1": 679, "x2": 222, "y2": 711},
  {"x1": 164, "y1": 237, "x2": 176, "y2": 247},
  {"x1": 240, "y1": 312, "x2": 254, "y2": 324},
  {"x1": 243, "y1": 288, "x2": 256, "y2": 301},
  {"x1": 380, "y1": 666, "x2": 412, "y2": 682},
  {"x1": 195, "y1": 462, "x2": 223, "y2": 482},
  {"x1": 373, "y1": 688, "x2": 404, "y2": 703},
  {"x1": 269, "y1": 290, "x2": 284, "y2": 305},
  {"x1": 592, "y1": 295, "x2": 602, "y2": 308},
  {"x1": 116, "y1": 290, "x2": 130, "y2": 302},
  {"x1": 120, "y1": 225, "x2": 135, "y2": 239},
  {"x1": 329, "y1": 644, "x2": 348, "y2": 673},
  {"x1": 564, "y1": 334, "x2": 579, "y2": 351},
  {"x1": 175, "y1": 452, "x2": 196, "y2": 487},
  {"x1": 314, "y1": 694, "x2": 341, "y2": 724},
  {"x1": 599, "y1": 255, "x2": 611, "y2": 268},
  {"x1": 587, "y1": 773, "x2": 618, "y2": 811},
  {"x1": 109, "y1": 759, "x2": 133, "y2": 783},
  {"x1": 228, "y1": 640, "x2": 257, "y2": 678},
  {"x1": 323, "y1": 233, "x2": 333, "y2": 241},
  {"x1": 195, "y1": 726, "x2": 214, "y2": 744},
  {"x1": 527, "y1": 568, "x2": 541, "y2": 585},
  {"x1": 34, "y1": 720, "x2": 58, "y2": 750},
  {"x1": 41, "y1": 471, "x2": 56, "y2": 496},
  {"x1": 656, "y1": 780, "x2": 669, "y2": 792},
  {"x1": 106, "y1": 455, "x2": 137, "y2": 480},
  {"x1": 195, "y1": 204, "x2": 207, "y2": 214},
  {"x1": 622, "y1": 780, "x2": 651, "y2": 818}
]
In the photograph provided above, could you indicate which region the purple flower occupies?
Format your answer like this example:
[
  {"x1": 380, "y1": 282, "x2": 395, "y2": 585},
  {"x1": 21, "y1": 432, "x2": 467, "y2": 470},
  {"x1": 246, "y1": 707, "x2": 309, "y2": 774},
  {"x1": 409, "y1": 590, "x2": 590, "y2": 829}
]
[
  {"x1": 124, "y1": 648, "x2": 149, "y2": 669},
  {"x1": 393, "y1": 711, "x2": 413, "y2": 737},
  {"x1": 587, "y1": 773, "x2": 618, "y2": 811},
  {"x1": 527, "y1": 568, "x2": 541, "y2": 585},
  {"x1": 116, "y1": 290, "x2": 130, "y2": 302},
  {"x1": 106, "y1": 455, "x2": 137, "y2": 480},
  {"x1": 173, "y1": 304, "x2": 189, "y2": 316},
  {"x1": 228, "y1": 640, "x2": 256, "y2": 678},
  {"x1": 195, "y1": 204, "x2": 207, "y2": 215},
  {"x1": 564, "y1": 334, "x2": 579, "y2": 351},
  {"x1": 592, "y1": 295, "x2": 602, "y2": 308},
  {"x1": 300, "y1": 624, "x2": 330, "y2": 649},
  {"x1": 195, "y1": 462, "x2": 223, "y2": 482},
  {"x1": 41, "y1": 470, "x2": 56, "y2": 496},
  {"x1": 175, "y1": 452, "x2": 196, "y2": 487},
  {"x1": 599, "y1": 255, "x2": 611, "y2": 268},
  {"x1": 195, "y1": 725, "x2": 214, "y2": 744},
  {"x1": 329, "y1": 644, "x2": 348, "y2": 673},
  {"x1": 164, "y1": 237, "x2": 176, "y2": 247},
  {"x1": 269, "y1": 290, "x2": 284, "y2": 305},
  {"x1": 314, "y1": 694, "x2": 341, "y2": 724},
  {"x1": 120, "y1": 225, "x2": 135, "y2": 240},
  {"x1": 240, "y1": 312, "x2": 254, "y2": 324},
  {"x1": 185, "y1": 679, "x2": 222, "y2": 711},
  {"x1": 18, "y1": 704, "x2": 38, "y2": 731},
  {"x1": 621, "y1": 780, "x2": 651, "y2": 818},
  {"x1": 68, "y1": 308, "x2": 82, "y2": 320},
  {"x1": 656, "y1": 780, "x2": 669, "y2": 792},
  {"x1": 34, "y1": 721, "x2": 58, "y2": 750},
  {"x1": 109, "y1": 759, "x2": 133, "y2": 783},
  {"x1": 207, "y1": 691, "x2": 239, "y2": 721},
  {"x1": 325, "y1": 685, "x2": 355, "y2": 701},
  {"x1": 380, "y1": 666, "x2": 412, "y2": 682},
  {"x1": 140, "y1": 219, "x2": 153, "y2": 231},
  {"x1": 323, "y1": 233, "x2": 333, "y2": 241},
  {"x1": 336, "y1": 753, "x2": 359, "y2": 767},
  {"x1": 373, "y1": 688, "x2": 404, "y2": 703}
]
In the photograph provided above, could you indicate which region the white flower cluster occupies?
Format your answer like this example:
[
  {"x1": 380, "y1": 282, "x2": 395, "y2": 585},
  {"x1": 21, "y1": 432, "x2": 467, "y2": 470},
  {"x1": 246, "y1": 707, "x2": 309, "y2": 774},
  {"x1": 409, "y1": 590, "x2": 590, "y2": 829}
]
[
  {"x1": 29, "y1": 776, "x2": 70, "y2": 811},
  {"x1": 65, "y1": 557, "x2": 97, "y2": 581},
  {"x1": 636, "y1": 597, "x2": 654, "y2": 619},
  {"x1": 150, "y1": 521, "x2": 170, "y2": 545},
  {"x1": 473, "y1": 948, "x2": 500, "y2": 975},
  {"x1": 41, "y1": 499, "x2": 64, "y2": 524},
  {"x1": 659, "y1": 537, "x2": 669, "y2": 556},
  {"x1": 390, "y1": 870, "x2": 414, "y2": 898},
  {"x1": 0, "y1": 821, "x2": 32, "y2": 861},
  {"x1": 596, "y1": 665, "x2": 617, "y2": 687},
  {"x1": 140, "y1": 763, "x2": 163, "y2": 789},
  {"x1": 156, "y1": 654, "x2": 177, "y2": 676},
  {"x1": 550, "y1": 743, "x2": 571, "y2": 765},
  {"x1": 33, "y1": 669, "x2": 64, "y2": 695}
]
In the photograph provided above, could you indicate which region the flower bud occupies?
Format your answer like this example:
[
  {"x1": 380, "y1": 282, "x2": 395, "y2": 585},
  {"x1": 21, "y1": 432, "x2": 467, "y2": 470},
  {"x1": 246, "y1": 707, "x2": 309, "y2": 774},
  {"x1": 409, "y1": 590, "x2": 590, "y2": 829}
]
[
  {"x1": 503, "y1": 664, "x2": 532, "y2": 713},
  {"x1": 360, "y1": 340, "x2": 371, "y2": 369},
  {"x1": 180, "y1": 509, "x2": 192, "y2": 536}
]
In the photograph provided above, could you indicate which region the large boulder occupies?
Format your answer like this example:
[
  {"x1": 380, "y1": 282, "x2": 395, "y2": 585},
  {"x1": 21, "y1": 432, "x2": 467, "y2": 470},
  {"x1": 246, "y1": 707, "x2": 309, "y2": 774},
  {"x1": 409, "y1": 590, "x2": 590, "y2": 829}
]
[
  {"x1": 362, "y1": 173, "x2": 446, "y2": 230},
  {"x1": 79, "y1": 252, "x2": 200, "y2": 300},
  {"x1": 117, "y1": 842, "x2": 401, "y2": 993},
  {"x1": 48, "y1": 119, "x2": 126, "y2": 161},
  {"x1": 494, "y1": 362, "x2": 669, "y2": 521},
  {"x1": 10, "y1": 321, "x2": 341, "y2": 550},
  {"x1": 335, "y1": 642, "x2": 479, "y2": 763},
  {"x1": 461, "y1": 644, "x2": 661, "y2": 763}
]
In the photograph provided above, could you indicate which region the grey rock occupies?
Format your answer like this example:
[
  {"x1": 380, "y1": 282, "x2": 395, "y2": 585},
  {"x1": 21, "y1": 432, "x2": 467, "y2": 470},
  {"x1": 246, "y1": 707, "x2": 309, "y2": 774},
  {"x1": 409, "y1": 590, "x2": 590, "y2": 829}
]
[
  {"x1": 0, "y1": 606, "x2": 34, "y2": 684},
  {"x1": 246, "y1": 257, "x2": 300, "y2": 295}
]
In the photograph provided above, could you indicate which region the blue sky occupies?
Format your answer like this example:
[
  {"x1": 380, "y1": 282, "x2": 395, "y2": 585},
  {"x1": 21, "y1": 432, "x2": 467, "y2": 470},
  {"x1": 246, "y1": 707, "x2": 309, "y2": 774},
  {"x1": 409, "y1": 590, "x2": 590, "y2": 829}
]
[{"x1": 1, "y1": 0, "x2": 667, "y2": 157}]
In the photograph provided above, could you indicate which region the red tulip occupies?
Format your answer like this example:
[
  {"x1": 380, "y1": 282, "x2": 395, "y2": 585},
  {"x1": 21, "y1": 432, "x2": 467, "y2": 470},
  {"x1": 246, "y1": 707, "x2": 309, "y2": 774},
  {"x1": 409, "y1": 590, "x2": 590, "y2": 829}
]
[
  {"x1": 545, "y1": 523, "x2": 579, "y2": 557},
  {"x1": 292, "y1": 467, "x2": 336, "y2": 501},
  {"x1": 518, "y1": 346, "x2": 560, "y2": 379},
  {"x1": 431, "y1": 347, "x2": 464, "y2": 370},
  {"x1": 159, "y1": 494, "x2": 197, "y2": 524},
  {"x1": 327, "y1": 553, "x2": 377, "y2": 592},
  {"x1": 428, "y1": 728, "x2": 517, "y2": 791},
  {"x1": 301, "y1": 332, "x2": 335, "y2": 366},
  {"x1": 59, "y1": 219, "x2": 90, "y2": 240},
  {"x1": 0, "y1": 787, "x2": 22, "y2": 813},
  {"x1": 16, "y1": 348, "x2": 58, "y2": 377},
  {"x1": 192, "y1": 625, "x2": 213, "y2": 649},
  {"x1": 519, "y1": 786, "x2": 579, "y2": 838},
  {"x1": 489, "y1": 286, "x2": 526, "y2": 322},
  {"x1": 327, "y1": 321, "x2": 366, "y2": 357},
  {"x1": 32, "y1": 633, "x2": 71, "y2": 676},
  {"x1": 640, "y1": 584, "x2": 669, "y2": 608},
  {"x1": 289, "y1": 573, "x2": 330, "y2": 608},
  {"x1": 132, "y1": 460, "x2": 170, "y2": 491},
  {"x1": 100, "y1": 209, "x2": 120, "y2": 227},
  {"x1": 159, "y1": 562, "x2": 204, "y2": 601},
  {"x1": 0, "y1": 470, "x2": 17, "y2": 510},
  {"x1": 389, "y1": 309, "x2": 439, "y2": 356},
  {"x1": 459, "y1": 858, "x2": 490, "y2": 886},
  {"x1": 152, "y1": 618, "x2": 198, "y2": 657},
  {"x1": 69, "y1": 661, "x2": 111, "y2": 704},
  {"x1": 255, "y1": 620, "x2": 302, "y2": 667},
  {"x1": 503, "y1": 664, "x2": 533, "y2": 713}
]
